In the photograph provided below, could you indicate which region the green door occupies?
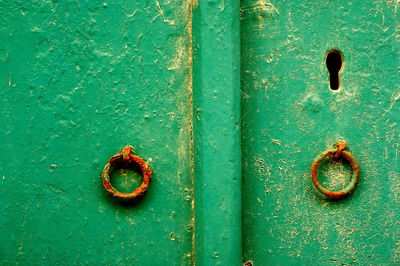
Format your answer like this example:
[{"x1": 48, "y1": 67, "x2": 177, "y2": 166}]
[
  {"x1": 241, "y1": 0, "x2": 399, "y2": 264},
  {"x1": 0, "y1": 1, "x2": 194, "y2": 264},
  {"x1": 1, "y1": 1, "x2": 399, "y2": 265}
]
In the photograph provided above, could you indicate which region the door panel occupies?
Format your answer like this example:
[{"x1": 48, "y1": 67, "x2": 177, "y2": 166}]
[
  {"x1": 2, "y1": 1, "x2": 399, "y2": 264},
  {"x1": 0, "y1": 1, "x2": 193, "y2": 264},
  {"x1": 241, "y1": 1, "x2": 399, "y2": 264}
]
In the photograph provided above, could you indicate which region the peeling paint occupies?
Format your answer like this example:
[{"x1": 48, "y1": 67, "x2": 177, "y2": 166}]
[
  {"x1": 0, "y1": 0, "x2": 194, "y2": 264},
  {"x1": 241, "y1": 0, "x2": 399, "y2": 264}
]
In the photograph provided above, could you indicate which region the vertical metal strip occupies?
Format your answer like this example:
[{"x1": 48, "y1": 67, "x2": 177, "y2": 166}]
[{"x1": 192, "y1": 0, "x2": 242, "y2": 265}]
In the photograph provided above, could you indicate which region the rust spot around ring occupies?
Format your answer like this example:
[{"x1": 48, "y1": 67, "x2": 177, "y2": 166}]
[{"x1": 101, "y1": 145, "x2": 152, "y2": 200}]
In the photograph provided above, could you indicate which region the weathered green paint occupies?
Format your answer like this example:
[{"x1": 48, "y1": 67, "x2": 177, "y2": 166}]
[
  {"x1": 241, "y1": 0, "x2": 399, "y2": 264},
  {"x1": 192, "y1": 0, "x2": 242, "y2": 265},
  {"x1": 0, "y1": 1, "x2": 194, "y2": 264},
  {"x1": 1, "y1": 0, "x2": 399, "y2": 264}
]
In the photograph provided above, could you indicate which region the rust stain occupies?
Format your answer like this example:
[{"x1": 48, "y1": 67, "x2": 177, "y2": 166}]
[
  {"x1": 311, "y1": 141, "x2": 360, "y2": 200},
  {"x1": 101, "y1": 145, "x2": 152, "y2": 200}
]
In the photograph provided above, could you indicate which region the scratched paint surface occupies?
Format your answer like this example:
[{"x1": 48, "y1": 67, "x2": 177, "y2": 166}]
[
  {"x1": 0, "y1": 1, "x2": 193, "y2": 264},
  {"x1": 241, "y1": 0, "x2": 399, "y2": 264}
]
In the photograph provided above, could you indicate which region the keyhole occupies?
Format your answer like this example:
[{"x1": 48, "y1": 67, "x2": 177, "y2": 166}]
[{"x1": 326, "y1": 50, "x2": 343, "y2": 90}]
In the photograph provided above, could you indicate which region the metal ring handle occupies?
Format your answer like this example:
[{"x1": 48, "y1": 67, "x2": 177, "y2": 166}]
[
  {"x1": 101, "y1": 145, "x2": 152, "y2": 200},
  {"x1": 311, "y1": 141, "x2": 360, "y2": 199}
]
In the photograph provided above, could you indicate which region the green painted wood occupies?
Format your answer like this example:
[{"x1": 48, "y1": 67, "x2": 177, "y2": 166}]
[
  {"x1": 2, "y1": 1, "x2": 399, "y2": 264},
  {"x1": 241, "y1": 0, "x2": 399, "y2": 264},
  {"x1": 0, "y1": 1, "x2": 194, "y2": 264},
  {"x1": 192, "y1": 0, "x2": 242, "y2": 265}
]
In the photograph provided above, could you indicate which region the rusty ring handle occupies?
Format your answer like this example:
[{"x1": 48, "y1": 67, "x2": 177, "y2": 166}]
[
  {"x1": 101, "y1": 145, "x2": 152, "y2": 200},
  {"x1": 311, "y1": 141, "x2": 360, "y2": 199}
]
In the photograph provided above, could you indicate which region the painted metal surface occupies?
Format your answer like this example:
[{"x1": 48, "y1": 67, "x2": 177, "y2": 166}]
[
  {"x1": 0, "y1": 1, "x2": 194, "y2": 264},
  {"x1": 192, "y1": 0, "x2": 242, "y2": 265},
  {"x1": 241, "y1": 0, "x2": 399, "y2": 264}
]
